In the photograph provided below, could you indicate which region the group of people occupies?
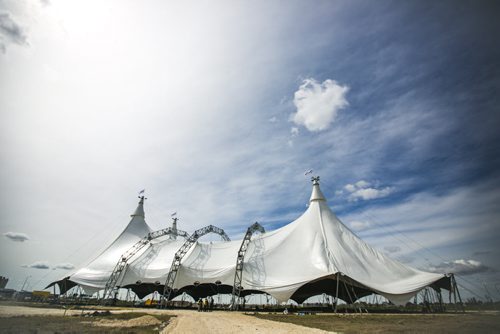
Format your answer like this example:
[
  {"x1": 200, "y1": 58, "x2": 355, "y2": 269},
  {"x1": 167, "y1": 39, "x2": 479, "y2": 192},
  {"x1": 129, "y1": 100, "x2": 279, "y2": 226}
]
[{"x1": 197, "y1": 296, "x2": 215, "y2": 312}]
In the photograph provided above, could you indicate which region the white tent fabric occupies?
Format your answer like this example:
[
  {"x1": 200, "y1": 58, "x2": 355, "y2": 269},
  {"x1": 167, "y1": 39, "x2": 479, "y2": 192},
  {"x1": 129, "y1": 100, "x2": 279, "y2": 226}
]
[
  {"x1": 51, "y1": 181, "x2": 448, "y2": 305},
  {"x1": 120, "y1": 238, "x2": 185, "y2": 286},
  {"x1": 162, "y1": 181, "x2": 445, "y2": 304},
  {"x1": 60, "y1": 197, "x2": 153, "y2": 293}
]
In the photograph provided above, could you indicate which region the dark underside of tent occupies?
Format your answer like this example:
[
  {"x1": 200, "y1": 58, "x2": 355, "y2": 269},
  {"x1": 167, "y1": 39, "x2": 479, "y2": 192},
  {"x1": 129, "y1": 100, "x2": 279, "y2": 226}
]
[
  {"x1": 124, "y1": 275, "x2": 452, "y2": 303},
  {"x1": 47, "y1": 274, "x2": 452, "y2": 304},
  {"x1": 45, "y1": 278, "x2": 78, "y2": 295}
]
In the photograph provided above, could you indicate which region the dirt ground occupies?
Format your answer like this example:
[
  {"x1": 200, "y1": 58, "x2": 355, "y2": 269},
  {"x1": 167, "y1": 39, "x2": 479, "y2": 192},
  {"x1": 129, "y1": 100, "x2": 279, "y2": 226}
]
[
  {"x1": 1, "y1": 304, "x2": 499, "y2": 333},
  {"x1": 163, "y1": 309, "x2": 330, "y2": 333},
  {"x1": 0, "y1": 305, "x2": 330, "y2": 333},
  {"x1": 0, "y1": 310, "x2": 172, "y2": 333},
  {"x1": 254, "y1": 312, "x2": 500, "y2": 334}
]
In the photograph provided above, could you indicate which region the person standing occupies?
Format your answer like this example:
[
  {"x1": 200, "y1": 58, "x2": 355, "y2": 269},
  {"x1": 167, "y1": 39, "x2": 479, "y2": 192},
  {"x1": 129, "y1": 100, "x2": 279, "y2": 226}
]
[
  {"x1": 209, "y1": 296, "x2": 214, "y2": 311},
  {"x1": 203, "y1": 298, "x2": 208, "y2": 312},
  {"x1": 197, "y1": 298, "x2": 202, "y2": 312}
]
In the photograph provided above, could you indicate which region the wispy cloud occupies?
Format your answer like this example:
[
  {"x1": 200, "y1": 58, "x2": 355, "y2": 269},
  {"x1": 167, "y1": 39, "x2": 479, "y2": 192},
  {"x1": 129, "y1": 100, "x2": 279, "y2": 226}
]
[
  {"x1": 347, "y1": 220, "x2": 372, "y2": 232},
  {"x1": 342, "y1": 179, "x2": 500, "y2": 266},
  {"x1": 384, "y1": 245, "x2": 401, "y2": 253},
  {"x1": 472, "y1": 251, "x2": 491, "y2": 257},
  {"x1": 291, "y1": 78, "x2": 349, "y2": 131},
  {"x1": 3, "y1": 232, "x2": 29, "y2": 242},
  {"x1": 0, "y1": 0, "x2": 498, "y2": 297},
  {"x1": 0, "y1": 12, "x2": 28, "y2": 53},
  {"x1": 428, "y1": 259, "x2": 492, "y2": 276},
  {"x1": 22, "y1": 261, "x2": 50, "y2": 269},
  {"x1": 54, "y1": 263, "x2": 75, "y2": 270}
]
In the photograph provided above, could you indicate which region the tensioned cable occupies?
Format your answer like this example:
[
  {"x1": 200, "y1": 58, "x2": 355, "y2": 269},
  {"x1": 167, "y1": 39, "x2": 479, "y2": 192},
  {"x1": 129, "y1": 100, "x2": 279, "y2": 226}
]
[
  {"x1": 31, "y1": 209, "x2": 137, "y2": 290},
  {"x1": 359, "y1": 210, "x2": 485, "y2": 298},
  {"x1": 318, "y1": 179, "x2": 485, "y2": 299}
]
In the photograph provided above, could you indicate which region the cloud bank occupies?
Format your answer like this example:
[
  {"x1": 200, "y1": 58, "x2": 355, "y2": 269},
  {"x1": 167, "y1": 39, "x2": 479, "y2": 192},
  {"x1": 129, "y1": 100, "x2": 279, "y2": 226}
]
[
  {"x1": 428, "y1": 259, "x2": 491, "y2": 276},
  {"x1": 291, "y1": 78, "x2": 349, "y2": 131},
  {"x1": 3, "y1": 232, "x2": 29, "y2": 242}
]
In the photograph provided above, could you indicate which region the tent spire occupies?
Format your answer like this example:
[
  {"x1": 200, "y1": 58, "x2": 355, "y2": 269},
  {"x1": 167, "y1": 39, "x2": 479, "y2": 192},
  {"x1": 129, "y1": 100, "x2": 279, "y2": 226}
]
[
  {"x1": 312, "y1": 176, "x2": 320, "y2": 185},
  {"x1": 131, "y1": 195, "x2": 146, "y2": 218},
  {"x1": 309, "y1": 176, "x2": 326, "y2": 202},
  {"x1": 171, "y1": 217, "x2": 178, "y2": 240}
]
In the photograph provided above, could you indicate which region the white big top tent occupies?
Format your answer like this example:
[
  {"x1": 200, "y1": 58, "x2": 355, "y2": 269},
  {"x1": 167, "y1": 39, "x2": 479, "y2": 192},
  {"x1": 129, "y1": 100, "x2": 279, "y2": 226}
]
[{"x1": 48, "y1": 178, "x2": 451, "y2": 305}]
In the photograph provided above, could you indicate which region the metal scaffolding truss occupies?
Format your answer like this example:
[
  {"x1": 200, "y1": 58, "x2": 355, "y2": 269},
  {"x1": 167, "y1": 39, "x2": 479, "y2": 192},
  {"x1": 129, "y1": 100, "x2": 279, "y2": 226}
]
[
  {"x1": 101, "y1": 226, "x2": 189, "y2": 303},
  {"x1": 162, "y1": 225, "x2": 230, "y2": 305},
  {"x1": 231, "y1": 222, "x2": 265, "y2": 310}
]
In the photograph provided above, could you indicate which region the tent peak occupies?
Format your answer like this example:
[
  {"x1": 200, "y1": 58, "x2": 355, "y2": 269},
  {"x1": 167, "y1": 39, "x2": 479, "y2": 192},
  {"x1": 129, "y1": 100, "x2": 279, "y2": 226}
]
[
  {"x1": 131, "y1": 196, "x2": 146, "y2": 218},
  {"x1": 309, "y1": 176, "x2": 326, "y2": 202}
]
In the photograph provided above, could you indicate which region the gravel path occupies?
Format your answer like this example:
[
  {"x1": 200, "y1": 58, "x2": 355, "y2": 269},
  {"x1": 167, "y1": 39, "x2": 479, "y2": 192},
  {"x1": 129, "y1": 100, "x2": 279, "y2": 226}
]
[
  {"x1": 162, "y1": 310, "x2": 333, "y2": 334},
  {"x1": 0, "y1": 305, "x2": 333, "y2": 333}
]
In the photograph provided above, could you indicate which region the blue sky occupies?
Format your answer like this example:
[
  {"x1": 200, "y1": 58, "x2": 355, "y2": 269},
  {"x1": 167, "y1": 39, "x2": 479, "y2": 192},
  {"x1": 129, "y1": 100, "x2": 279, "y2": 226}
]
[{"x1": 1, "y1": 0, "x2": 499, "y2": 300}]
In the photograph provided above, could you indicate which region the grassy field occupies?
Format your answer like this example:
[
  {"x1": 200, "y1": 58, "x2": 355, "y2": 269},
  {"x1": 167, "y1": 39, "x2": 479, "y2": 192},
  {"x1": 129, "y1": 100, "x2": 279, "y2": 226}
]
[
  {"x1": 0, "y1": 312, "x2": 173, "y2": 334},
  {"x1": 252, "y1": 312, "x2": 500, "y2": 333}
]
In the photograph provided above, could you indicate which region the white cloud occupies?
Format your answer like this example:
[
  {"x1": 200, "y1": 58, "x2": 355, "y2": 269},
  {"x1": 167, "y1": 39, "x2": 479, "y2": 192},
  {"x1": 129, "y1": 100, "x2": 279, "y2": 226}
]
[
  {"x1": 384, "y1": 245, "x2": 401, "y2": 253},
  {"x1": 355, "y1": 180, "x2": 370, "y2": 188},
  {"x1": 290, "y1": 127, "x2": 299, "y2": 137},
  {"x1": 291, "y1": 78, "x2": 349, "y2": 131},
  {"x1": 268, "y1": 116, "x2": 277, "y2": 123},
  {"x1": 428, "y1": 259, "x2": 491, "y2": 276},
  {"x1": 348, "y1": 220, "x2": 372, "y2": 232},
  {"x1": 350, "y1": 187, "x2": 393, "y2": 201},
  {"x1": 344, "y1": 184, "x2": 356, "y2": 192},
  {"x1": 3, "y1": 232, "x2": 29, "y2": 242},
  {"x1": 343, "y1": 180, "x2": 393, "y2": 201},
  {"x1": 54, "y1": 263, "x2": 75, "y2": 270},
  {"x1": 22, "y1": 261, "x2": 50, "y2": 269}
]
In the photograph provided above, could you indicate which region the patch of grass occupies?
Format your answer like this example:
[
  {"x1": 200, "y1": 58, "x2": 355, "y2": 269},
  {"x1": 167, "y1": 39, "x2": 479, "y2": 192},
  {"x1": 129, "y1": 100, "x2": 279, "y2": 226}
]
[
  {"x1": 252, "y1": 312, "x2": 500, "y2": 334},
  {"x1": 0, "y1": 313, "x2": 174, "y2": 334}
]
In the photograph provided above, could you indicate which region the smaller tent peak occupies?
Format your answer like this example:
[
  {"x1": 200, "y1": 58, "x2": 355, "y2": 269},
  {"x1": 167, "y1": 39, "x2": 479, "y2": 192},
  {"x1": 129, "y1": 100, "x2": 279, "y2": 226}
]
[
  {"x1": 171, "y1": 217, "x2": 178, "y2": 240},
  {"x1": 131, "y1": 196, "x2": 146, "y2": 218},
  {"x1": 309, "y1": 176, "x2": 326, "y2": 202}
]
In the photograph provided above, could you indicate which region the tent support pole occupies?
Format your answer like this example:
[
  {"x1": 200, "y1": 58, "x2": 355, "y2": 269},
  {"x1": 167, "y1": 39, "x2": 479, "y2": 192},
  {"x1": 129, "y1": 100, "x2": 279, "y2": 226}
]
[
  {"x1": 349, "y1": 283, "x2": 366, "y2": 313},
  {"x1": 453, "y1": 278, "x2": 458, "y2": 312},
  {"x1": 448, "y1": 281, "x2": 452, "y2": 307},
  {"x1": 342, "y1": 279, "x2": 357, "y2": 313},
  {"x1": 437, "y1": 288, "x2": 444, "y2": 313},
  {"x1": 451, "y1": 274, "x2": 464, "y2": 313},
  {"x1": 334, "y1": 272, "x2": 340, "y2": 313}
]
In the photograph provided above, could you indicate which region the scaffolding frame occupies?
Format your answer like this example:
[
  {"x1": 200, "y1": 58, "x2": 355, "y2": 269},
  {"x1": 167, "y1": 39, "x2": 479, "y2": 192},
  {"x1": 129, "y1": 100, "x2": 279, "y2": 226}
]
[
  {"x1": 161, "y1": 225, "x2": 230, "y2": 306},
  {"x1": 101, "y1": 226, "x2": 189, "y2": 304},
  {"x1": 230, "y1": 222, "x2": 265, "y2": 310}
]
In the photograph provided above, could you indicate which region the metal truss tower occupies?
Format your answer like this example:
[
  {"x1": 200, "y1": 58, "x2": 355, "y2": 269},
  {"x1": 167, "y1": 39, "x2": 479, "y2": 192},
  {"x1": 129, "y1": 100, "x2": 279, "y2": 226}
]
[
  {"x1": 161, "y1": 225, "x2": 230, "y2": 306},
  {"x1": 101, "y1": 226, "x2": 189, "y2": 303},
  {"x1": 231, "y1": 222, "x2": 265, "y2": 310}
]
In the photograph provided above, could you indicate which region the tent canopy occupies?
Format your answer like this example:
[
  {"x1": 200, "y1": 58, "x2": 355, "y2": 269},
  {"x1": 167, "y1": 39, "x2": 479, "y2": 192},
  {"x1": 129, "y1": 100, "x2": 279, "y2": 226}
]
[{"x1": 49, "y1": 180, "x2": 450, "y2": 304}]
